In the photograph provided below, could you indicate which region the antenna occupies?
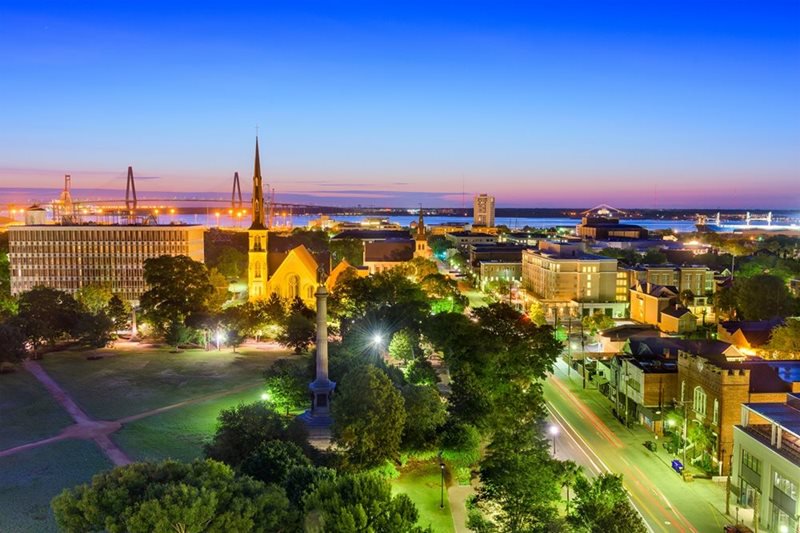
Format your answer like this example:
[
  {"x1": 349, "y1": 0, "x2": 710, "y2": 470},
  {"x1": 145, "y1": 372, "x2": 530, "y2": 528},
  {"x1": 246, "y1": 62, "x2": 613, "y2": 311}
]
[
  {"x1": 231, "y1": 171, "x2": 242, "y2": 209},
  {"x1": 125, "y1": 166, "x2": 137, "y2": 211}
]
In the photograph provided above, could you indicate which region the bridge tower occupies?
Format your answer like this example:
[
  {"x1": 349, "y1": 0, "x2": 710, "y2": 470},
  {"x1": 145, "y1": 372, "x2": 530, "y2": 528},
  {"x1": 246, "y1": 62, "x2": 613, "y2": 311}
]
[
  {"x1": 231, "y1": 171, "x2": 242, "y2": 209},
  {"x1": 57, "y1": 174, "x2": 75, "y2": 223},
  {"x1": 125, "y1": 166, "x2": 137, "y2": 211}
]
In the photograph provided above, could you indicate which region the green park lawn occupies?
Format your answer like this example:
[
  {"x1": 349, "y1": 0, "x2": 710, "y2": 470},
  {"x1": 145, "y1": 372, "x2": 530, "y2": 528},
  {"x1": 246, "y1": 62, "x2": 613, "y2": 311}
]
[
  {"x1": 40, "y1": 345, "x2": 290, "y2": 420},
  {"x1": 393, "y1": 461, "x2": 456, "y2": 533},
  {"x1": 0, "y1": 369, "x2": 75, "y2": 450},
  {"x1": 113, "y1": 384, "x2": 266, "y2": 462},
  {"x1": 0, "y1": 439, "x2": 113, "y2": 533}
]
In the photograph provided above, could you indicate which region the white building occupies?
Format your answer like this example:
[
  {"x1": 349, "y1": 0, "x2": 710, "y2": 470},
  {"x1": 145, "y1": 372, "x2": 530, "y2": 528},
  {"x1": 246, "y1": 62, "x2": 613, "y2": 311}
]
[{"x1": 732, "y1": 393, "x2": 800, "y2": 533}]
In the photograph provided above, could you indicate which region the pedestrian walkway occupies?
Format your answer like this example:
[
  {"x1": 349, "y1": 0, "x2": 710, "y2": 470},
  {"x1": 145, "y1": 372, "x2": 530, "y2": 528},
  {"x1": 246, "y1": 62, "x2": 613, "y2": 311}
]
[
  {"x1": 447, "y1": 483, "x2": 475, "y2": 533},
  {"x1": 0, "y1": 362, "x2": 263, "y2": 468}
]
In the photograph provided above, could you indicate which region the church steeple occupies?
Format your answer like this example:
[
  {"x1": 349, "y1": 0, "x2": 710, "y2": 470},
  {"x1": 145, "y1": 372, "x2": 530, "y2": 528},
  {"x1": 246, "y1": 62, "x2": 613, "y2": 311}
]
[{"x1": 250, "y1": 137, "x2": 266, "y2": 230}]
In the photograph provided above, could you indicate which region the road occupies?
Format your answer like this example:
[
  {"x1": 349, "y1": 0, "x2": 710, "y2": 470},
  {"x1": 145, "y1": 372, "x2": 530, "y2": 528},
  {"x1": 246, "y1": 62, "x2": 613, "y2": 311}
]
[{"x1": 544, "y1": 362, "x2": 733, "y2": 533}]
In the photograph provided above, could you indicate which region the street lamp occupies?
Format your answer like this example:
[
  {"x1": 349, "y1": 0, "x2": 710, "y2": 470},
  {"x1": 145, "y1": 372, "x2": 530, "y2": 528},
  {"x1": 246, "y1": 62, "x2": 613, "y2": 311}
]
[
  {"x1": 549, "y1": 424, "x2": 559, "y2": 455},
  {"x1": 439, "y1": 456, "x2": 445, "y2": 509},
  {"x1": 215, "y1": 330, "x2": 225, "y2": 351},
  {"x1": 261, "y1": 392, "x2": 270, "y2": 401}
]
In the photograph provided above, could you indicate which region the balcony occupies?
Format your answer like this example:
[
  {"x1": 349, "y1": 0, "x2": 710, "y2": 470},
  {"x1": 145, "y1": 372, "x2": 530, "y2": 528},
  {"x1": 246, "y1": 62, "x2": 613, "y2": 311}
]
[{"x1": 741, "y1": 424, "x2": 800, "y2": 464}]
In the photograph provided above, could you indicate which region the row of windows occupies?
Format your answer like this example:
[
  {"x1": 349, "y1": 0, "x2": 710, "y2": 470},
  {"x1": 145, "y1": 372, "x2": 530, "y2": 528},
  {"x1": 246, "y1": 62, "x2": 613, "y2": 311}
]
[{"x1": 10, "y1": 229, "x2": 194, "y2": 242}]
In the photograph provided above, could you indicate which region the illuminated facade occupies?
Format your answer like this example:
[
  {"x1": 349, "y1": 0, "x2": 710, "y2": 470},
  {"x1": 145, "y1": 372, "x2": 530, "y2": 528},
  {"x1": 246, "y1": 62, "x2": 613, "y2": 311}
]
[
  {"x1": 473, "y1": 193, "x2": 495, "y2": 227},
  {"x1": 8, "y1": 223, "x2": 204, "y2": 303}
]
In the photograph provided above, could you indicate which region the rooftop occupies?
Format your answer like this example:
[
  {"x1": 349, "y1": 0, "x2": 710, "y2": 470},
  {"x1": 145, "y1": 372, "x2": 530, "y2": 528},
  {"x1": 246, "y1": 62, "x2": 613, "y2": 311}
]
[{"x1": 744, "y1": 394, "x2": 800, "y2": 437}]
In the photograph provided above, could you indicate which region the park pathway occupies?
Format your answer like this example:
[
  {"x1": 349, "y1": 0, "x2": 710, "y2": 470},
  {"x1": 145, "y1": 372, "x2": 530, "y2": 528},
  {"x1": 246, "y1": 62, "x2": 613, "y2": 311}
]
[{"x1": 0, "y1": 363, "x2": 262, "y2": 466}]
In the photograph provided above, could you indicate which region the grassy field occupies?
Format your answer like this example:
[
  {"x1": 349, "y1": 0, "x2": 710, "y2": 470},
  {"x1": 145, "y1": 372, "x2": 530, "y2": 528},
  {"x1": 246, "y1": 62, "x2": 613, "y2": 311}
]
[
  {"x1": 0, "y1": 369, "x2": 75, "y2": 450},
  {"x1": 40, "y1": 345, "x2": 290, "y2": 420},
  {"x1": 393, "y1": 461, "x2": 456, "y2": 533},
  {"x1": 113, "y1": 384, "x2": 265, "y2": 462},
  {"x1": 0, "y1": 439, "x2": 112, "y2": 533}
]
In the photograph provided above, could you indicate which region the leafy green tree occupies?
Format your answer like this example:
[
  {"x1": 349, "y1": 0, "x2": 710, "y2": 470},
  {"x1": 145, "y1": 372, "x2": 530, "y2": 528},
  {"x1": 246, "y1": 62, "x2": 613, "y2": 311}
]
[
  {"x1": 208, "y1": 267, "x2": 230, "y2": 311},
  {"x1": 240, "y1": 440, "x2": 312, "y2": 486},
  {"x1": 75, "y1": 284, "x2": 113, "y2": 314},
  {"x1": 528, "y1": 300, "x2": 547, "y2": 326},
  {"x1": 284, "y1": 465, "x2": 337, "y2": 508},
  {"x1": 204, "y1": 402, "x2": 308, "y2": 467},
  {"x1": 74, "y1": 311, "x2": 115, "y2": 348},
  {"x1": 264, "y1": 358, "x2": 310, "y2": 415},
  {"x1": 736, "y1": 274, "x2": 796, "y2": 320},
  {"x1": 400, "y1": 384, "x2": 446, "y2": 450},
  {"x1": 331, "y1": 366, "x2": 406, "y2": 469},
  {"x1": 427, "y1": 235, "x2": 450, "y2": 257},
  {"x1": 17, "y1": 287, "x2": 82, "y2": 357},
  {"x1": 405, "y1": 358, "x2": 438, "y2": 386},
  {"x1": 396, "y1": 257, "x2": 439, "y2": 281},
  {"x1": 330, "y1": 238, "x2": 364, "y2": 267},
  {"x1": 220, "y1": 305, "x2": 251, "y2": 351},
  {"x1": 0, "y1": 319, "x2": 27, "y2": 363},
  {"x1": 213, "y1": 245, "x2": 248, "y2": 279},
  {"x1": 714, "y1": 284, "x2": 737, "y2": 319},
  {"x1": 642, "y1": 249, "x2": 667, "y2": 264},
  {"x1": 767, "y1": 319, "x2": 800, "y2": 355},
  {"x1": 582, "y1": 311, "x2": 614, "y2": 335},
  {"x1": 304, "y1": 473, "x2": 428, "y2": 533},
  {"x1": 388, "y1": 328, "x2": 418, "y2": 361},
  {"x1": 139, "y1": 255, "x2": 214, "y2": 339},
  {"x1": 570, "y1": 473, "x2": 646, "y2": 533},
  {"x1": 557, "y1": 460, "x2": 582, "y2": 515},
  {"x1": 51, "y1": 459, "x2": 294, "y2": 533},
  {"x1": 106, "y1": 295, "x2": 130, "y2": 330},
  {"x1": 0, "y1": 250, "x2": 17, "y2": 318},
  {"x1": 279, "y1": 312, "x2": 316, "y2": 354}
]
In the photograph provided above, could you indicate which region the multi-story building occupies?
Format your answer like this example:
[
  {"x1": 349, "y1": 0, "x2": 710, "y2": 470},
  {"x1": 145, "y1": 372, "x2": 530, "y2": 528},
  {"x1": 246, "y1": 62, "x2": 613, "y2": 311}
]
[
  {"x1": 445, "y1": 231, "x2": 497, "y2": 253},
  {"x1": 623, "y1": 264, "x2": 716, "y2": 309},
  {"x1": 363, "y1": 239, "x2": 415, "y2": 274},
  {"x1": 732, "y1": 393, "x2": 800, "y2": 533},
  {"x1": 8, "y1": 222, "x2": 205, "y2": 303},
  {"x1": 521, "y1": 240, "x2": 627, "y2": 320},
  {"x1": 629, "y1": 282, "x2": 697, "y2": 334},
  {"x1": 473, "y1": 193, "x2": 495, "y2": 227},
  {"x1": 677, "y1": 352, "x2": 800, "y2": 475}
]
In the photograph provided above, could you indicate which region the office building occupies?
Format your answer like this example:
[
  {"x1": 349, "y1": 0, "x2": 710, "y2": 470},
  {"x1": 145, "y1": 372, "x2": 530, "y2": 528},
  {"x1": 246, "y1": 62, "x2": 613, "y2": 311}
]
[
  {"x1": 473, "y1": 193, "x2": 495, "y2": 227},
  {"x1": 8, "y1": 222, "x2": 204, "y2": 303}
]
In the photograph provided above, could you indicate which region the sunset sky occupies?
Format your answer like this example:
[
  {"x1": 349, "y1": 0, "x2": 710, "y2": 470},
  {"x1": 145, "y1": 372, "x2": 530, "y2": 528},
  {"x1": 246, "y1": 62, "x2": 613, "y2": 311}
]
[{"x1": 0, "y1": 1, "x2": 798, "y2": 208}]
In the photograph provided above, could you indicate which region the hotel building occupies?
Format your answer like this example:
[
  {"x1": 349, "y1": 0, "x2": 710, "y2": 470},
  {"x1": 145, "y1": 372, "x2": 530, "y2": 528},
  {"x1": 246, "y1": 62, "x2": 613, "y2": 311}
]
[{"x1": 473, "y1": 193, "x2": 495, "y2": 227}]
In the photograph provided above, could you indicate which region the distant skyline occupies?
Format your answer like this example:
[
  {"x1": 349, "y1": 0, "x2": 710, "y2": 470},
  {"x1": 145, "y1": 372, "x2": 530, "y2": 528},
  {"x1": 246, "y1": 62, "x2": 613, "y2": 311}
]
[{"x1": 1, "y1": 1, "x2": 799, "y2": 209}]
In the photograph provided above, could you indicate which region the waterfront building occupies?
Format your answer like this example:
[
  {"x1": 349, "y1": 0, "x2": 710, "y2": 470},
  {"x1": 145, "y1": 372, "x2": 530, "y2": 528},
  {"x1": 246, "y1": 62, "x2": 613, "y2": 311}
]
[
  {"x1": 473, "y1": 193, "x2": 495, "y2": 227},
  {"x1": 8, "y1": 219, "x2": 204, "y2": 303}
]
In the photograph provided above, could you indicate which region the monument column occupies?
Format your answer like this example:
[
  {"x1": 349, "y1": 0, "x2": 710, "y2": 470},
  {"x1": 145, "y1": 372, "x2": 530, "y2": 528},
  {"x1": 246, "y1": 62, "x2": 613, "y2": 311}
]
[{"x1": 302, "y1": 272, "x2": 336, "y2": 427}]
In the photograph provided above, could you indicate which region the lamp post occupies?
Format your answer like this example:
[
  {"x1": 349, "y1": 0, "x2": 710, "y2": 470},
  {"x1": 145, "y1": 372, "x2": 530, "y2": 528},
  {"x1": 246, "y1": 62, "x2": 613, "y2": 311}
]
[
  {"x1": 439, "y1": 459, "x2": 445, "y2": 509},
  {"x1": 549, "y1": 424, "x2": 559, "y2": 456}
]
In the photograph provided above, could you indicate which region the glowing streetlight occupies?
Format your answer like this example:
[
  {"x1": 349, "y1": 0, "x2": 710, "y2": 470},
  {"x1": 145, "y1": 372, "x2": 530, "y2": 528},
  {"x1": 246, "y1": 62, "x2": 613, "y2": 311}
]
[
  {"x1": 372, "y1": 334, "x2": 383, "y2": 345},
  {"x1": 215, "y1": 330, "x2": 225, "y2": 351},
  {"x1": 261, "y1": 391, "x2": 270, "y2": 402},
  {"x1": 549, "y1": 424, "x2": 559, "y2": 455}
]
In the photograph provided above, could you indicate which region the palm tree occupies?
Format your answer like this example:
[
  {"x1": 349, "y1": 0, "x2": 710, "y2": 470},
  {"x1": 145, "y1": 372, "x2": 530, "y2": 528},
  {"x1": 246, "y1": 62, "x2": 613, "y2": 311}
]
[{"x1": 558, "y1": 460, "x2": 582, "y2": 516}]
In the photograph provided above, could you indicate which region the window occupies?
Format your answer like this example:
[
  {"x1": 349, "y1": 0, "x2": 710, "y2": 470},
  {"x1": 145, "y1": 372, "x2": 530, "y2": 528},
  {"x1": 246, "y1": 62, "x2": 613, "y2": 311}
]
[
  {"x1": 288, "y1": 275, "x2": 300, "y2": 299},
  {"x1": 742, "y1": 449, "x2": 761, "y2": 475},
  {"x1": 712, "y1": 399, "x2": 719, "y2": 425},
  {"x1": 774, "y1": 470, "x2": 798, "y2": 501},
  {"x1": 693, "y1": 386, "x2": 707, "y2": 417}
]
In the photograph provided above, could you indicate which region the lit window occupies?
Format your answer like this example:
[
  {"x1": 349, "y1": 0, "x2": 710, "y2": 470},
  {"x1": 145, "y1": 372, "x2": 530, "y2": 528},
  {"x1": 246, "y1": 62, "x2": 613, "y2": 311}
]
[{"x1": 693, "y1": 386, "x2": 707, "y2": 417}]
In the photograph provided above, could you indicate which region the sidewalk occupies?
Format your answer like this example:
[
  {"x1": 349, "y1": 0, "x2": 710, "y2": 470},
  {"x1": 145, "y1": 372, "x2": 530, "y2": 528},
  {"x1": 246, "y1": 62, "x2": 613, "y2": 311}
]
[{"x1": 550, "y1": 359, "x2": 748, "y2": 531}]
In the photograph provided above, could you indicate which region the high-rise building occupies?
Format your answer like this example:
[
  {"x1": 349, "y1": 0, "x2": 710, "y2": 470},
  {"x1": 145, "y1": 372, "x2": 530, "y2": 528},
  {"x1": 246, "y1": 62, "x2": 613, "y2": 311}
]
[
  {"x1": 473, "y1": 193, "x2": 495, "y2": 227},
  {"x1": 8, "y1": 222, "x2": 204, "y2": 303}
]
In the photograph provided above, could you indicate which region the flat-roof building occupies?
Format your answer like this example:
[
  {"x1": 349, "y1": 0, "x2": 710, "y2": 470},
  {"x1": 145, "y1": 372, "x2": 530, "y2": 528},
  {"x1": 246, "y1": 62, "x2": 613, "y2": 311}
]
[{"x1": 8, "y1": 223, "x2": 205, "y2": 303}]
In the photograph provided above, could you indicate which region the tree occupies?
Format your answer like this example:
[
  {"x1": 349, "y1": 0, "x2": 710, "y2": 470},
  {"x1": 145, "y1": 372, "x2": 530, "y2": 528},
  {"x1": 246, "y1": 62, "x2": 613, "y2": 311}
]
[
  {"x1": 17, "y1": 287, "x2": 82, "y2": 357},
  {"x1": 388, "y1": 328, "x2": 418, "y2": 361},
  {"x1": 75, "y1": 284, "x2": 113, "y2": 314},
  {"x1": 396, "y1": 257, "x2": 439, "y2": 281},
  {"x1": 213, "y1": 245, "x2": 248, "y2": 279},
  {"x1": 74, "y1": 311, "x2": 115, "y2": 348},
  {"x1": 51, "y1": 459, "x2": 294, "y2": 533},
  {"x1": 284, "y1": 465, "x2": 337, "y2": 508},
  {"x1": 330, "y1": 238, "x2": 364, "y2": 267},
  {"x1": 528, "y1": 300, "x2": 546, "y2": 326},
  {"x1": 278, "y1": 312, "x2": 316, "y2": 354},
  {"x1": 0, "y1": 319, "x2": 27, "y2": 363},
  {"x1": 428, "y1": 235, "x2": 450, "y2": 257},
  {"x1": 331, "y1": 366, "x2": 406, "y2": 469},
  {"x1": 240, "y1": 440, "x2": 312, "y2": 486},
  {"x1": 264, "y1": 358, "x2": 310, "y2": 415},
  {"x1": 642, "y1": 249, "x2": 667, "y2": 264},
  {"x1": 581, "y1": 311, "x2": 614, "y2": 335},
  {"x1": 304, "y1": 473, "x2": 428, "y2": 533},
  {"x1": 679, "y1": 289, "x2": 695, "y2": 309},
  {"x1": 736, "y1": 274, "x2": 796, "y2": 320},
  {"x1": 204, "y1": 402, "x2": 308, "y2": 467},
  {"x1": 139, "y1": 255, "x2": 214, "y2": 339},
  {"x1": 767, "y1": 319, "x2": 800, "y2": 355},
  {"x1": 557, "y1": 460, "x2": 582, "y2": 515},
  {"x1": 220, "y1": 305, "x2": 251, "y2": 352},
  {"x1": 400, "y1": 384, "x2": 446, "y2": 450},
  {"x1": 106, "y1": 295, "x2": 130, "y2": 330},
  {"x1": 570, "y1": 473, "x2": 646, "y2": 533},
  {"x1": 207, "y1": 267, "x2": 230, "y2": 312}
]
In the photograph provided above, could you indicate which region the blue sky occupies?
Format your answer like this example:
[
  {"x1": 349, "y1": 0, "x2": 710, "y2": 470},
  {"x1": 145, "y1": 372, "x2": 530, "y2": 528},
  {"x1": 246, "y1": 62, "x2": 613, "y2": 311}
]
[{"x1": 0, "y1": 0, "x2": 798, "y2": 208}]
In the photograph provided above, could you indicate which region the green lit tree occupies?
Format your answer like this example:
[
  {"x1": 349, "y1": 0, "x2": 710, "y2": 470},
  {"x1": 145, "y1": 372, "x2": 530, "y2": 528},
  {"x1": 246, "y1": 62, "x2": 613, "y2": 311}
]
[
  {"x1": 263, "y1": 358, "x2": 310, "y2": 415},
  {"x1": 767, "y1": 319, "x2": 800, "y2": 355},
  {"x1": 570, "y1": 473, "x2": 646, "y2": 533}
]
